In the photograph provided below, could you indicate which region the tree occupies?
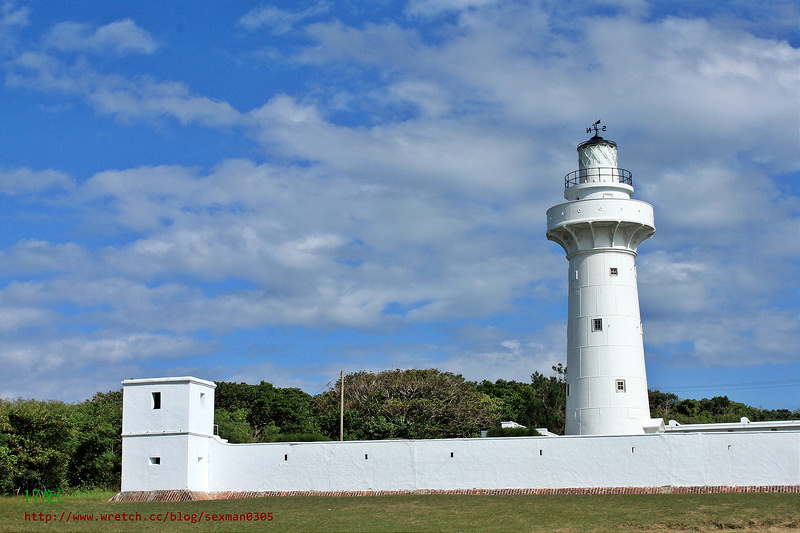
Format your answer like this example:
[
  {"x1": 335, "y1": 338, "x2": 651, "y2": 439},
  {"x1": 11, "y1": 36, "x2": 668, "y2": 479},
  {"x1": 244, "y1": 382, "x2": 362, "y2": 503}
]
[
  {"x1": 528, "y1": 364, "x2": 566, "y2": 434},
  {"x1": 649, "y1": 389, "x2": 679, "y2": 420},
  {"x1": 214, "y1": 381, "x2": 317, "y2": 441},
  {"x1": 249, "y1": 383, "x2": 317, "y2": 439},
  {"x1": 214, "y1": 381, "x2": 260, "y2": 412},
  {"x1": 476, "y1": 365, "x2": 567, "y2": 434},
  {"x1": 0, "y1": 399, "x2": 76, "y2": 493},
  {"x1": 214, "y1": 408, "x2": 255, "y2": 443},
  {"x1": 475, "y1": 379, "x2": 534, "y2": 425},
  {"x1": 67, "y1": 391, "x2": 122, "y2": 490},
  {"x1": 315, "y1": 369, "x2": 497, "y2": 440}
]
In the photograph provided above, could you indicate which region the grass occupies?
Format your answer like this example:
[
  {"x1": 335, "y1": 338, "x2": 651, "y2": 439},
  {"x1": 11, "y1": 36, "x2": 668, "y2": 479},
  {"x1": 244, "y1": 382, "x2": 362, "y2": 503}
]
[{"x1": 1, "y1": 491, "x2": 797, "y2": 532}]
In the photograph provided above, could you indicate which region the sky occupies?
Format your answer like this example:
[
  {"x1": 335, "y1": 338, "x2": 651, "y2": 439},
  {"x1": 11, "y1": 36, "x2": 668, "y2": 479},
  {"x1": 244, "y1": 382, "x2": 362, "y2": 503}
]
[{"x1": 0, "y1": 0, "x2": 797, "y2": 411}]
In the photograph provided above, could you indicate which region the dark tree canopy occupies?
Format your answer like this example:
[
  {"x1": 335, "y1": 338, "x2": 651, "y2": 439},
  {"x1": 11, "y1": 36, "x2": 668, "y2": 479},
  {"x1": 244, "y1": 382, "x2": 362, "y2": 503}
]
[
  {"x1": 214, "y1": 381, "x2": 317, "y2": 441},
  {"x1": 0, "y1": 391, "x2": 122, "y2": 494},
  {"x1": 477, "y1": 364, "x2": 567, "y2": 434},
  {"x1": 315, "y1": 369, "x2": 497, "y2": 440}
]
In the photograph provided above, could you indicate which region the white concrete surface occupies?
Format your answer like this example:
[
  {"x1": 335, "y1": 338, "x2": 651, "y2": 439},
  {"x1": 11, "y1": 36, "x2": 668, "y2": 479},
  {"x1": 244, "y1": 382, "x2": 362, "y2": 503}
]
[
  {"x1": 205, "y1": 431, "x2": 799, "y2": 492},
  {"x1": 121, "y1": 377, "x2": 216, "y2": 492},
  {"x1": 547, "y1": 135, "x2": 658, "y2": 435}
]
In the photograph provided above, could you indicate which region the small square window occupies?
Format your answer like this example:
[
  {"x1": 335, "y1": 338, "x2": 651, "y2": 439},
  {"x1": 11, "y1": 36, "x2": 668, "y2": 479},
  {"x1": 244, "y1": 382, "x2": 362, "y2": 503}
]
[
  {"x1": 592, "y1": 318, "x2": 603, "y2": 331},
  {"x1": 609, "y1": 267, "x2": 618, "y2": 276},
  {"x1": 152, "y1": 392, "x2": 161, "y2": 410},
  {"x1": 149, "y1": 457, "x2": 161, "y2": 465},
  {"x1": 615, "y1": 379, "x2": 626, "y2": 392}
]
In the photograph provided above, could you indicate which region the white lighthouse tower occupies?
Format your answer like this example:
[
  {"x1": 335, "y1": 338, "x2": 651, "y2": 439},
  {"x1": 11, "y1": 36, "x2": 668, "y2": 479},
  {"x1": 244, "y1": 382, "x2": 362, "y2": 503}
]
[{"x1": 546, "y1": 123, "x2": 662, "y2": 435}]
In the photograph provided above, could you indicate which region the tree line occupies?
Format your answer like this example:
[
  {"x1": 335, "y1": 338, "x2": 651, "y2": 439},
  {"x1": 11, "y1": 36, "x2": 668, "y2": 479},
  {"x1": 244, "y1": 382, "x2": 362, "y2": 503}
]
[{"x1": 1, "y1": 367, "x2": 796, "y2": 495}]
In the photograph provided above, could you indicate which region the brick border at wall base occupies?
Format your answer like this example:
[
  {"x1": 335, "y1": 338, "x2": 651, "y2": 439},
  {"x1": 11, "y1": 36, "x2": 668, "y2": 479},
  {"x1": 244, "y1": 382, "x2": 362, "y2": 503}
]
[{"x1": 110, "y1": 485, "x2": 800, "y2": 502}]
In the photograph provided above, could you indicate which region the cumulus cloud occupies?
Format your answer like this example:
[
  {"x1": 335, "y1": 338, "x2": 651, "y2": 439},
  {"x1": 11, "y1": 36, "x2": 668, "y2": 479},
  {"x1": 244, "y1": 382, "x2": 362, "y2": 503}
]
[
  {"x1": 7, "y1": 52, "x2": 244, "y2": 126},
  {"x1": 251, "y1": 95, "x2": 536, "y2": 196},
  {"x1": 45, "y1": 19, "x2": 157, "y2": 55}
]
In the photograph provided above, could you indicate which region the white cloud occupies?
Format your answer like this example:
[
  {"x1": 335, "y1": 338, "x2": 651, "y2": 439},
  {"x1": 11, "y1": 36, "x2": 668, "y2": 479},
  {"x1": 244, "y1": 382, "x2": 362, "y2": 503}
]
[
  {"x1": 0, "y1": 167, "x2": 73, "y2": 195},
  {"x1": 1, "y1": 2, "x2": 28, "y2": 28},
  {"x1": 0, "y1": 333, "x2": 211, "y2": 401},
  {"x1": 405, "y1": 0, "x2": 500, "y2": 16},
  {"x1": 8, "y1": 53, "x2": 244, "y2": 127},
  {"x1": 45, "y1": 19, "x2": 157, "y2": 55},
  {"x1": 239, "y1": 2, "x2": 330, "y2": 34},
  {"x1": 437, "y1": 326, "x2": 567, "y2": 384},
  {"x1": 0, "y1": 240, "x2": 89, "y2": 278},
  {"x1": 251, "y1": 95, "x2": 536, "y2": 196},
  {"x1": 296, "y1": 11, "x2": 798, "y2": 171}
]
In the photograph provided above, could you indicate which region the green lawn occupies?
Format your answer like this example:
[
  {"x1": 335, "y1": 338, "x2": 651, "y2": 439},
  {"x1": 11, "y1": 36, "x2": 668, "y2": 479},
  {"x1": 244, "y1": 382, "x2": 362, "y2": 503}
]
[{"x1": 1, "y1": 491, "x2": 797, "y2": 532}]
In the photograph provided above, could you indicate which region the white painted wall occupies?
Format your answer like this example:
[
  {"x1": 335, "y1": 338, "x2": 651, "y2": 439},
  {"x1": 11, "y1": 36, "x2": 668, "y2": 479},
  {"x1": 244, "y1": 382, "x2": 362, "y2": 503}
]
[
  {"x1": 204, "y1": 432, "x2": 799, "y2": 493},
  {"x1": 121, "y1": 377, "x2": 216, "y2": 492},
  {"x1": 120, "y1": 377, "x2": 800, "y2": 493},
  {"x1": 121, "y1": 376, "x2": 215, "y2": 436}
]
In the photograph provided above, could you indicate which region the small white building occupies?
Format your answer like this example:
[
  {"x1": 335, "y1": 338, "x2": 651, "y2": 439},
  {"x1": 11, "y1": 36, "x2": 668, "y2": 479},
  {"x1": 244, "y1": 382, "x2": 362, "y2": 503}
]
[{"x1": 120, "y1": 376, "x2": 217, "y2": 492}]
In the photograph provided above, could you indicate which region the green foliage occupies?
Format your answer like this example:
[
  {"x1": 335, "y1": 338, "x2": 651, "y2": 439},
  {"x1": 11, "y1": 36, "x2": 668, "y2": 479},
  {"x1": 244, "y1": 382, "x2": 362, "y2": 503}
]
[
  {"x1": 214, "y1": 381, "x2": 318, "y2": 441},
  {"x1": 67, "y1": 391, "x2": 122, "y2": 490},
  {"x1": 475, "y1": 379, "x2": 534, "y2": 425},
  {"x1": 648, "y1": 389, "x2": 797, "y2": 425},
  {"x1": 268, "y1": 433, "x2": 333, "y2": 442},
  {"x1": 316, "y1": 369, "x2": 497, "y2": 440},
  {"x1": 528, "y1": 364, "x2": 567, "y2": 434},
  {"x1": 0, "y1": 399, "x2": 76, "y2": 493},
  {"x1": 476, "y1": 364, "x2": 567, "y2": 434},
  {"x1": 485, "y1": 426, "x2": 541, "y2": 437},
  {"x1": 214, "y1": 408, "x2": 255, "y2": 443},
  {"x1": 648, "y1": 389, "x2": 680, "y2": 420}
]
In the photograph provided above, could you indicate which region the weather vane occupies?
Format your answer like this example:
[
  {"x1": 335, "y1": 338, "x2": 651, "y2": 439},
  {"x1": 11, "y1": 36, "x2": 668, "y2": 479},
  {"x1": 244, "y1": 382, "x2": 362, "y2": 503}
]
[{"x1": 586, "y1": 119, "x2": 606, "y2": 136}]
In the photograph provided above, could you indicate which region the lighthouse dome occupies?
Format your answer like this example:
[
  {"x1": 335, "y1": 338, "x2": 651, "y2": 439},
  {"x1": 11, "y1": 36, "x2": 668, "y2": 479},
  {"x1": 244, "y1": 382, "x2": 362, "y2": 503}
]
[{"x1": 578, "y1": 135, "x2": 617, "y2": 170}]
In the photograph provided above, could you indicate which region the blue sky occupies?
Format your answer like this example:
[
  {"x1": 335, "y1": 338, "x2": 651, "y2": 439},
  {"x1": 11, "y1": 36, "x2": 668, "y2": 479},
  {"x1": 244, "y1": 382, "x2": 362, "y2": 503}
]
[{"x1": 0, "y1": 0, "x2": 797, "y2": 410}]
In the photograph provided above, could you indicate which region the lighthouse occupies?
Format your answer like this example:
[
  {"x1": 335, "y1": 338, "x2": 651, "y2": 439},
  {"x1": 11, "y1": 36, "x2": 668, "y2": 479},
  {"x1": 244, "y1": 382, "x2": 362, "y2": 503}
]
[{"x1": 546, "y1": 123, "x2": 662, "y2": 435}]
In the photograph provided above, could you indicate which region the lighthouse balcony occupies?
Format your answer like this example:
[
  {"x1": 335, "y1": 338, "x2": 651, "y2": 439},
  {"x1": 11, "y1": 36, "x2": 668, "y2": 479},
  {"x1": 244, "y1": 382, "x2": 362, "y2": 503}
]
[
  {"x1": 563, "y1": 168, "x2": 633, "y2": 201},
  {"x1": 546, "y1": 198, "x2": 654, "y2": 231},
  {"x1": 565, "y1": 167, "x2": 631, "y2": 188},
  {"x1": 546, "y1": 198, "x2": 655, "y2": 255}
]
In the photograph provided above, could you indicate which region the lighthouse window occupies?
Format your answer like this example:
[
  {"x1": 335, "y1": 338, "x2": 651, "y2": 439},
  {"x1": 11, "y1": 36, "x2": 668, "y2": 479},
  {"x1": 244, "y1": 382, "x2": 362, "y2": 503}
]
[
  {"x1": 609, "y1": 267, "x2": 618, "y2": 276},
  {"x1": 592, "y1": 318, "x2": 603, "y2": 331},
  {"x1": 566, "y1": 384, "x2": 571, "y2": 396},
  {"x1": 152, "y1": 392, "x2": 161, "y2": 410},
  {"x1": 616, "y1": 379, "x2": 626, "y2": 392}
]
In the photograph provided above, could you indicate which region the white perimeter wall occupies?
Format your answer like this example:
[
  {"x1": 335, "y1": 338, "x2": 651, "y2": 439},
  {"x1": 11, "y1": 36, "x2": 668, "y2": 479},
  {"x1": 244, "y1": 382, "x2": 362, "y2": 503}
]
[
  {"x1": 119, "y1": 377, "x2": 799, "y2": 493},
  {"x1": 182, "y1": 431, "x2": 800, "y2": 493}
]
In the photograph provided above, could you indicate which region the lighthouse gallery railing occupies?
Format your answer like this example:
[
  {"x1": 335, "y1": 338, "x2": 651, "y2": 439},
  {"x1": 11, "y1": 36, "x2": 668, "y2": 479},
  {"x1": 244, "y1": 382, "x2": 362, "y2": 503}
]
[{"x1": 564, "y1": 167, "x2": 632, "y2": 189}]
